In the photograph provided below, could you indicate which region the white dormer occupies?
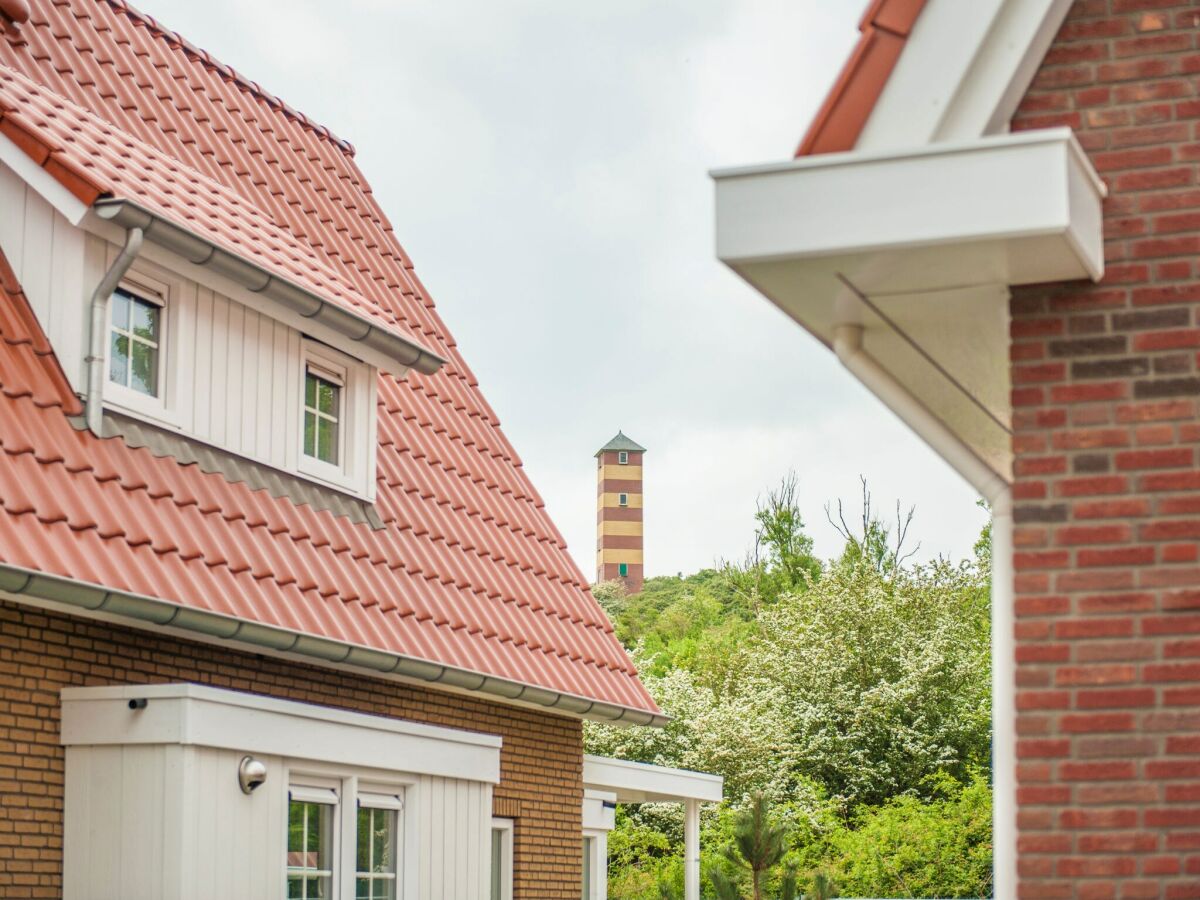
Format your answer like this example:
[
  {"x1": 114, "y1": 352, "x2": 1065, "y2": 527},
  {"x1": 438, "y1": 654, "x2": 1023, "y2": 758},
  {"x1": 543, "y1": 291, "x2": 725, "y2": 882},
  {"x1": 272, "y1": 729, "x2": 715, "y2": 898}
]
[{"x1": 0, "y1": 153, "x2": 441, "y2": 505}]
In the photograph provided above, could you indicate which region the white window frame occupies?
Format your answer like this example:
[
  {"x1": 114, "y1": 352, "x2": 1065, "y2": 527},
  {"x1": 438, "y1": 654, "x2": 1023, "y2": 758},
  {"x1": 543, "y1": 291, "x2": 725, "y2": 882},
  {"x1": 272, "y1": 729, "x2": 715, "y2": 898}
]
[
  {"x1": 287, "y1": 778, "x2": 340, "y2": 900},
  {"x1": 357, "y1": 789, "x2": 404, "y2": 900},
  {"x1": 617, "y1": 450, "x2": 628, "y2": 465},
  {"x1": 298, "y1": 340, "x2": 362, "y2": 494},
  {"x1": 618, "y1": 493, "x2": 628, "y2": 507},
  {"x1": 582, "y1": 829, "x2": 607, "y2": 900},
  {"x1": 285, "y1": 765, "x2": 414, "y2": 900},
  {"x1": 490, "y1": 817, "x2": 513, "y2": 900},
  {"x1": 104, "y1": 270, "x2": 177, "y2": 426}
]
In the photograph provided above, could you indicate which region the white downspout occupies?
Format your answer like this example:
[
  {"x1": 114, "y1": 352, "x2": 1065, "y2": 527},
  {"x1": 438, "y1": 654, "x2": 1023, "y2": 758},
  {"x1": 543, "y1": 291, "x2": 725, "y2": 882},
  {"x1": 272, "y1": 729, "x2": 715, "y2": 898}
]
[
  {"x1": 832, "y1": 322, "x2": 1016, "y2": 900},
  {"x1": 85, "y1": 227, "x2": 143, "y2": 434}
]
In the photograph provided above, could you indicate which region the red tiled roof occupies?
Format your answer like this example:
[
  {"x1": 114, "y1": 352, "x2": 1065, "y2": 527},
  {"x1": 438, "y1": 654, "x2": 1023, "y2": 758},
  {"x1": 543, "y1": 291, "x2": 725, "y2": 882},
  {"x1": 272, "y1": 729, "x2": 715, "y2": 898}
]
[
  {"x1": 0, "y1": 0, "x2": 659, "y2": 719},
  {"x1": 795, "y1": 0, "x2": 927, "y2": 156}
]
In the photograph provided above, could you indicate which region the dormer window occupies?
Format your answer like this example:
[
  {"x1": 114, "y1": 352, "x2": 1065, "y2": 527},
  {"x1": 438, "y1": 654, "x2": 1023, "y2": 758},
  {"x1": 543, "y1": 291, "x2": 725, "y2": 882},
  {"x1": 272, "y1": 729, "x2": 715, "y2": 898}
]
[
  {"x1": 304, "y1": 366, "x2": 342, "y2": 465},
  {"x1": 109, "y1": 286, "x2": 163, "y2": 398}
]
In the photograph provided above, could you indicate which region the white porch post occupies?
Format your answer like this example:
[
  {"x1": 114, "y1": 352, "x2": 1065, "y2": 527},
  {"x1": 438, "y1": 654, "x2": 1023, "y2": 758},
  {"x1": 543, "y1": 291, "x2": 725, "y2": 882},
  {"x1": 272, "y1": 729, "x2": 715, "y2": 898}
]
[{"x1": 684, "y1": 798, "x2": 700, "y2": 900}]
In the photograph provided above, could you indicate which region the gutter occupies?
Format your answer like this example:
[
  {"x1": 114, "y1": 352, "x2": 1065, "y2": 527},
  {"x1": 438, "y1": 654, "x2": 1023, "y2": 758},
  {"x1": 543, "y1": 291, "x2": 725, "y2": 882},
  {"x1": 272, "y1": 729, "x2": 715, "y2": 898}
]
[
  {"x1": 85, "y1": 226, "x2": 143, "y2": 434},
  {"x1": 831, "y1": 321, "x2": 1016, "y2": 900},
  {"x1": 93, "y1": 199, "x2": 445, "y2": 377},
  {"x1": 0, "y1": 562, "x2": 669, "y2": 729}
]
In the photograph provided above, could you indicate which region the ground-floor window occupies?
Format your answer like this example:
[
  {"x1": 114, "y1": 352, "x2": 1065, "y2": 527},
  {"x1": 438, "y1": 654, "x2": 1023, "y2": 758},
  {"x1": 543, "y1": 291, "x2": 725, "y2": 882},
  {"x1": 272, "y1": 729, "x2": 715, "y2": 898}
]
[
  {"x1": 288, "y1": 781, "x2": 404, "y2": 900},
  {"x1": 288, "y1": 786, "x2": 337, "y2": 898},
  {"x1": 490, "y1": 818, "x2": 513, "y2": 900},
  {"x1": 357, "y1": 793, "x2": 402, "y2": 900}
]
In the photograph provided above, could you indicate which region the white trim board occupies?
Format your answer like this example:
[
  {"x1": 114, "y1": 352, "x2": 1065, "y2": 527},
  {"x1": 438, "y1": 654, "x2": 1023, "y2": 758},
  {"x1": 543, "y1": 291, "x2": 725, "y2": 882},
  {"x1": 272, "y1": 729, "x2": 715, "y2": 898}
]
[
  {"x1": 0, "y1": 133, "x2": 89, "y2": 226},
  {"x1": 856, "y1": 0, "x2": 1075, "y2": 149},
  {"x1": 61, "y1": 682, "x2": 502, "y2": 784}
]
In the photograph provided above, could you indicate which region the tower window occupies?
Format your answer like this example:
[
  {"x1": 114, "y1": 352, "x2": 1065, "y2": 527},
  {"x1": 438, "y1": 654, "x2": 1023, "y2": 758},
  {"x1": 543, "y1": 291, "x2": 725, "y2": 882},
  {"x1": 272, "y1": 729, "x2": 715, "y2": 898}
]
[
  {"x1": 618, "y1": 450, "x2": 628, "y2": 465},
  {"x1": 618, "y1": 563, "x2": 628, "y2": 577},
  {"x1": 618, "y1": 493, "x2": 628, "y2": 507}
]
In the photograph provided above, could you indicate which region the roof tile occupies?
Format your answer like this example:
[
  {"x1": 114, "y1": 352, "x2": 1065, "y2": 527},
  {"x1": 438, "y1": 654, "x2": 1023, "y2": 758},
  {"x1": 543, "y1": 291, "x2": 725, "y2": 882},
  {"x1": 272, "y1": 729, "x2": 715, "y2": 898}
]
[{"x1": 0, "y1": 0, "x2": 657, "y2": 718}]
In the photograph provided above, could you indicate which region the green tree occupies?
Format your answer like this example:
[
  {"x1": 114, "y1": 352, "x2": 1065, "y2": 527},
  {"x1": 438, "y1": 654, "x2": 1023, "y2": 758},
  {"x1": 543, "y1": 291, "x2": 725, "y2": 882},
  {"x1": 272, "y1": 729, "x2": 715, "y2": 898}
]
[
  {"x1": 745, "y1": 558, "x2": 991, "y2": 808},
  {"x1": 710, "y1": 794, "x2": 797, "y2": 900}
]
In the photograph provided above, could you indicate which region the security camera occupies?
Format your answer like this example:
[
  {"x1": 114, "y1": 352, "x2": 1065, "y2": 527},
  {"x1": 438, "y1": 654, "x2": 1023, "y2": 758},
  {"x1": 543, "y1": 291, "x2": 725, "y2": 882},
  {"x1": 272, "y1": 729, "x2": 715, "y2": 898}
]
[{"x1": 238, "y1": 756, "x2": 268, "y2": 794}]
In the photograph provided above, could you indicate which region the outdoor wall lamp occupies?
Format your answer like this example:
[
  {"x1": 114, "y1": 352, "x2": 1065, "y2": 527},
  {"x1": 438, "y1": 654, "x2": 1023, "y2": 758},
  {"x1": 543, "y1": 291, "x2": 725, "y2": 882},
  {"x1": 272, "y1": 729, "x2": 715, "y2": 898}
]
[{"x1": 238, "y1": 756, "x2": 268, "y2": 794}]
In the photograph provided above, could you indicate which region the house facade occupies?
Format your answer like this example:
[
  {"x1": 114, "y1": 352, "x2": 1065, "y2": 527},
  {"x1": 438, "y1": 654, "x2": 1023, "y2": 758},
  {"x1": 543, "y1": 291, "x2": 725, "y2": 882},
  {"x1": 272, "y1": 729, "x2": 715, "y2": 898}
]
[
  {"x1": 0, "y1": 1, "x2": 723, "y2": 898},
  {"x1": 715, "y1": 0, "x2": 1200, "y2": 898}
]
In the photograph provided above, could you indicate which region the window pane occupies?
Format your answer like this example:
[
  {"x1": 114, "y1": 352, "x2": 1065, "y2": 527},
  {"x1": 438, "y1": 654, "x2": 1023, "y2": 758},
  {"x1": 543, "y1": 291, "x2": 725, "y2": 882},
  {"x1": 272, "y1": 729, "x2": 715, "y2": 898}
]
[
  {"x1": 318, "y1": 379, "x2": 339, "y2": 416},
  {"x1": 130, "y1": 340, "x2": 158, "y2": 396},
  {"x1": 317, "y1": 416, "x2": 338, "y2": 464},
  {"x1": 305, "y1": 371, "x2": 318, "y2": 409},
  {"x1": 111, "y1": 290, "x2": 130, "y2": 331},
  {"x1": 372, "y1": 812, "x2": 390, "y2": 871},
  {"x1": 357, "y1": 807, "x2": 371, "y2": 872},
  {"x1": 288, "y1": 798, "x2": 333, "y2": 899},
  {"x1": 109, "y1": 333, "x2": 129, "y2": 386},
  {"x1": 304, "y1": 411, "x2": 317, "y2": 458},
  {"x1": 132, "y1": 299, "x2": 159, "y2": 343},
  {"x1": 356, "y1": 806, "x2": 397, "y2": 899},
  {"x1": 491, "y1": 829, "x2": 502, "y2": 900}
]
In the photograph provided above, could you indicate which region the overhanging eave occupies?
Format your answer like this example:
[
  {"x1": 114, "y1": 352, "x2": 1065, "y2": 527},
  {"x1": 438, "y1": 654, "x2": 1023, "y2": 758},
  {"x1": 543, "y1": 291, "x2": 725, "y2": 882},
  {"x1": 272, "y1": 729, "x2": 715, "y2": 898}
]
[{"x1": 712, "y1": 128, "x2": 1105, "y2": 483}]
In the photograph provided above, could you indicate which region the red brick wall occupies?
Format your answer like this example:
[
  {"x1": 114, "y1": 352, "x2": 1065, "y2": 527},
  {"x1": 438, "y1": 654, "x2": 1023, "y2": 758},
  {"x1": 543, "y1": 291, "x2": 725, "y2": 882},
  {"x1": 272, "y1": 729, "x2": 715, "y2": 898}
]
[
  {"x1": 0, "y1": 599, "x2": 583, "y2": 900},
  {"x1": 1010, "y1": 4, "x2": 1200, "y2": 898}
]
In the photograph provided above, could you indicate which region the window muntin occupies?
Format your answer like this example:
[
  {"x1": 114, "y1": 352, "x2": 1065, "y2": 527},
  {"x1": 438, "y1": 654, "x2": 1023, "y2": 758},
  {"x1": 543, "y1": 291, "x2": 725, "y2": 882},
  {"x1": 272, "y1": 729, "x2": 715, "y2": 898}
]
[
  {"x1": 304, "y1": 367, "x2": 342, "y2": 465},
  {"x1": 617, "y1": 450, "x2": 628, "y2": 465},
  {"x1": 109, "y1": 288, "x2": 162, "y2": 398},
  {"x1": 356, "y1": 802, "x2": 398, "y2": 900},
  {"x1": 288, "y1": 797, "x2": 334, "y2": 899},
  {"x1": 618, "y1": 493, "x2": 628, "y2": 507}
]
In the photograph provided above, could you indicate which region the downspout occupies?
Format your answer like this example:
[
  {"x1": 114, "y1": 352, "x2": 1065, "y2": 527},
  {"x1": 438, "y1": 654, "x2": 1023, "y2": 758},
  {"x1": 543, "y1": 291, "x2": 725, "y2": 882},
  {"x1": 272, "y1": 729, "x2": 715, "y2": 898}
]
[
  {"x1": 832, "y1": 322, "x2": 1016, "y2": 900},
  {"x1": 85, "y1": 227, "x2": 143, "y2": 434}
]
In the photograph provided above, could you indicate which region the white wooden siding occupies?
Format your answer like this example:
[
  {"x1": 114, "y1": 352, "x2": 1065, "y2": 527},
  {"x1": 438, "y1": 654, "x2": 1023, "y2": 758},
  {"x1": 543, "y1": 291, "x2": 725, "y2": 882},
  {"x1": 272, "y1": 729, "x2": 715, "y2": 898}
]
[
  {"x1": 0, "y1": 159, "x2": 87, "y2": 390},
  {"x1": 416, "y1": 775, "x2": 492, "y2": 899},
  {"x1": 63, "y1": 743, "x2": 493, "y2": 900},
  {"x1": 1, "y1": 159, "x2": 375, "y2": 499}
]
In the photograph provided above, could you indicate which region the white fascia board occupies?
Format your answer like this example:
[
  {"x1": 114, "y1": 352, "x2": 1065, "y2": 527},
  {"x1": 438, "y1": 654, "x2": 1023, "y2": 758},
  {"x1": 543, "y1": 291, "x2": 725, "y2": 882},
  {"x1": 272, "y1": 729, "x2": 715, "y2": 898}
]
[
  {"x1": 583, "y1": 755, "x2": 723, "y2": 804},
  {"x1": 713, "y1": 128, "x2": 1104, "y2": 284},
  {"x1": 0, "y1": 132, "x2": 88, "y2": 225},
  {"x1": 60, "y1": 683, "x2": 502, "y2": 784},
  {"x1": 856, "y1": 0, "x2": 1074, "y2": 149}
]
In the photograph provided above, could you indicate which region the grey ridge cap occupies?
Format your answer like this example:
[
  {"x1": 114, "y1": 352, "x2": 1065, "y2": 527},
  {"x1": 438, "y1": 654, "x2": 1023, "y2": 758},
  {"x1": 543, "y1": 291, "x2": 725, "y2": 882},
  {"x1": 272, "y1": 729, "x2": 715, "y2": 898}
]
[
  {"x1": 80, "y1": 410, "x2": 386, "y2": 529},
  {"x1": 0, "y1": 562, "x2": 671, "y2": 729},
  {"x1": 93, "y1": 198, "x2": 446, "y2": 376}
]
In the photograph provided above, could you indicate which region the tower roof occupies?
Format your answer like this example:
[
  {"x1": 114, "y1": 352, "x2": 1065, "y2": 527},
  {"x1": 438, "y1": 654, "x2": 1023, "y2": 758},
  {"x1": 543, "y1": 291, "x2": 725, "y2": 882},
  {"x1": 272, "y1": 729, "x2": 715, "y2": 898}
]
[{"x1": 596, "y1": 431, "x2": 647, "y2": 457}]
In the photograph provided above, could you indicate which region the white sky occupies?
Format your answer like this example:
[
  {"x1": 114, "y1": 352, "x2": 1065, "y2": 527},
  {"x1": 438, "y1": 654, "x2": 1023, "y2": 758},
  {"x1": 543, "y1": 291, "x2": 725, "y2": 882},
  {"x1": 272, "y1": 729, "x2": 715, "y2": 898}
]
[{"x1": 146, "y1": 0, "x2": 988, "y2": 576}]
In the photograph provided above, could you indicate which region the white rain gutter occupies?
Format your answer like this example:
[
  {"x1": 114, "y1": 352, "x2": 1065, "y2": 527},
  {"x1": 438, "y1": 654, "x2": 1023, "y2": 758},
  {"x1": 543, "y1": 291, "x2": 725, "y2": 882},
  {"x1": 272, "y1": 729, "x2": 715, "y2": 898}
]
[
  {"x1": 0, "y1": 562, "x2": 669, "y2": 729},
  {"x1": 832, "y1": 322, "x2": 1016, "y2": 900},
  {"x1": 85, "y1": 226, "x2": 143, "y2": 435}
]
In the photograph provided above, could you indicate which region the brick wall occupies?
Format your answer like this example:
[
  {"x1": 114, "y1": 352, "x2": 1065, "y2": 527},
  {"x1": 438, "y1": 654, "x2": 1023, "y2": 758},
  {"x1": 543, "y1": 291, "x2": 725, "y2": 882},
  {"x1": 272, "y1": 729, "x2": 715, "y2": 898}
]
[
  {"x1": 0, "y1": 599, "x2": 583, "y2": 899},
  {"x1": 1010, "y1": 3, "x2": 1200, "y2": 898}
]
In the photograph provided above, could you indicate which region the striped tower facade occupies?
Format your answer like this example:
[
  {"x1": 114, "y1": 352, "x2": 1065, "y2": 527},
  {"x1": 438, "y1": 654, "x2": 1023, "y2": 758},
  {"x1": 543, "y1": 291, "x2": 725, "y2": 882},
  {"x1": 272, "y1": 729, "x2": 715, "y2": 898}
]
[{"x1": 595, "y1": 431, "x2": 645, "y2": 593}]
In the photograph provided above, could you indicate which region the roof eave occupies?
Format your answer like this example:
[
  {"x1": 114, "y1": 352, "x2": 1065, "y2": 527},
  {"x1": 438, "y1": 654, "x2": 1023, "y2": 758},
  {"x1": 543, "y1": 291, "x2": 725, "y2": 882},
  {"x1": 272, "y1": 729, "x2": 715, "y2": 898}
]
[
  {"x1": 0, "y1": 562, "x2": 669, "y2": 729},
  {"x1": 93, "y1": 198, "x2": 446, "y2": 377}
]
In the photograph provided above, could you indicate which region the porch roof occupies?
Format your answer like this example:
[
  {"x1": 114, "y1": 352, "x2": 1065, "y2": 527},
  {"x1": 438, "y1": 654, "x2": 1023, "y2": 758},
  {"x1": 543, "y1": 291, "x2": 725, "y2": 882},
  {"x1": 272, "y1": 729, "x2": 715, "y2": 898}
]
[{"x1": 582, "y1": 754, "x2": 723, "y2": 804}]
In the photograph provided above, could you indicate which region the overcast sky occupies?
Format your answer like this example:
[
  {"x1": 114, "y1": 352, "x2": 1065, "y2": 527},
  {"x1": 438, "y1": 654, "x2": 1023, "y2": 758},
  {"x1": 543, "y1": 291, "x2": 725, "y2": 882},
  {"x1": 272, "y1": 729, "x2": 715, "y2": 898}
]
[{"x1": 147, "y1": 0, "x2": 988, "y2": 577}]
